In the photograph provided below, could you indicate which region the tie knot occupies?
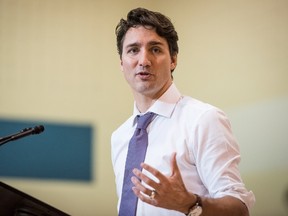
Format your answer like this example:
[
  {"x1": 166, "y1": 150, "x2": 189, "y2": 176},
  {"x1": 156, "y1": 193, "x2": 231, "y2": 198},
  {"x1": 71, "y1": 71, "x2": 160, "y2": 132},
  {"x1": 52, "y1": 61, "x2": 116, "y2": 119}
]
[{"x1": 136, "y1": 112, "x2": 156, "y2": 129}]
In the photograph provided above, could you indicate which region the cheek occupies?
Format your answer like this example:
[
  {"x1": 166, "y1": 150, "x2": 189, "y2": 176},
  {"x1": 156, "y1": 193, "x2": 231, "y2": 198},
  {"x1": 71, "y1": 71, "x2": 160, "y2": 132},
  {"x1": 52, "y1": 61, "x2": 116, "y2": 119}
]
[
  {"x1": 121, "y1": 59, "x2": 136, "y2": 74},
  {"x1": 121, "y1": 63, "x2": 129, "y2": 75},
  {"x1": 121, "y1": 65, "x2": 133, "y2": 82}
]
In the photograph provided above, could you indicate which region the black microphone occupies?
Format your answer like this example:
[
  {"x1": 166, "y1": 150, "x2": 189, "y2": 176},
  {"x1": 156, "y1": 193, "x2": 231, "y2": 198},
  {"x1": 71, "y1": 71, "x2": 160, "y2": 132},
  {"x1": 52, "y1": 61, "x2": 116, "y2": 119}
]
[{"x1": 0, "y1": 125, "x2": 45, "y2": 146}]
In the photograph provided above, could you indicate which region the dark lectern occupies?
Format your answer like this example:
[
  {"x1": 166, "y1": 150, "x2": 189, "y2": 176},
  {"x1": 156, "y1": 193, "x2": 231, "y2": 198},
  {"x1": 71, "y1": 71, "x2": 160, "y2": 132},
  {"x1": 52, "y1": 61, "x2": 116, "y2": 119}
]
[{"x1": 0, "y1": 181, "x2": 70, "y2": 216}]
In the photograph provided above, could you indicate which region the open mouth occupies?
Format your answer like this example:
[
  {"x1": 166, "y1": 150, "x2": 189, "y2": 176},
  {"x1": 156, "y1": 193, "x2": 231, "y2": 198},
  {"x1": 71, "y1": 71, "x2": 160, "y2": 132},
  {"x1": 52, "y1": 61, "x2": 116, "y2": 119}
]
[
  {"x1": 136, "y1": 72, "x2": 152, "y2": 79},
  {"x1": 138, "y1": 72, "x2": 150, "y2": 76}
]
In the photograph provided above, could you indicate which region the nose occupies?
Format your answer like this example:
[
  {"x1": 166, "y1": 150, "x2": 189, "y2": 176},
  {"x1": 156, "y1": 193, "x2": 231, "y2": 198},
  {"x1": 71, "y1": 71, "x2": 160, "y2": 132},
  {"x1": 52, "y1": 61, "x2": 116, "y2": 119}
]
[{"x1": 138, "y1": 50, "x2": 151, "y2": 67}]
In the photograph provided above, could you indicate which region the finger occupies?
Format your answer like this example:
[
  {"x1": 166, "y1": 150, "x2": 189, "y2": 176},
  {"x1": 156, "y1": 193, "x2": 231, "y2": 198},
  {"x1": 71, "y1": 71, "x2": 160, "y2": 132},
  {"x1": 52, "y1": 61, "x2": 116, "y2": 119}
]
[
  {"x1": 132, "y1": 187, "x2": 157, "y2": 205},
  {"x1": 133, "y1": 168, "x2": 159, "y2": 189},
  {"x1": 170, "y1": 153, "x2": 186, "y2": 187},
  {"x1": 140, "y1": 163, "x2": 166, "y2": 181},
  {"x1": 131, "y1": 179, "x2": 155, "y2": 204},
  {"x1": 170, "y1": 152, "x2": 179, "y2": 176},
  {"x1": 131, "y1": 176, "x2": 152, "y2": 196}
]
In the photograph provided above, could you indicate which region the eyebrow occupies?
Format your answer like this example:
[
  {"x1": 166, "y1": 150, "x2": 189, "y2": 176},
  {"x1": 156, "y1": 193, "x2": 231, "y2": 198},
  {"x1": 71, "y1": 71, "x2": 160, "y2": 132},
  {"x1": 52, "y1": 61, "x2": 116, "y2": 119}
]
[
  {"x1": 125, "y1": 40, "x2": 165, "y2": 49},
  {"x1": 148, "y1": 41, "x2": 165, "y2": 46}
]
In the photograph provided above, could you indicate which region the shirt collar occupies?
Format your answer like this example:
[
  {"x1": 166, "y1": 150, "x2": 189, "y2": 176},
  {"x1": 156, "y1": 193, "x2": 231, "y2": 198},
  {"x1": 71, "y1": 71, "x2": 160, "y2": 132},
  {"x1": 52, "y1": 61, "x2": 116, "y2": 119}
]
[{"x1": 132, "y1": 83, "x2": 182, "y2": 125}]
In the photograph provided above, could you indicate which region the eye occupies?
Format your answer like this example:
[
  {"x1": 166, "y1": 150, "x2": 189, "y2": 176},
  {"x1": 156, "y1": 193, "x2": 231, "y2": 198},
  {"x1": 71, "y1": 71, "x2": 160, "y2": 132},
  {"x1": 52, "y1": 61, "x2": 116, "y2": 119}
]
[
  {"x1": 151, "y1": 46, "x2": 161, "y2": 54},
  {"x1": 127, "y1": 47, "x2": 139, "y2": 54}
]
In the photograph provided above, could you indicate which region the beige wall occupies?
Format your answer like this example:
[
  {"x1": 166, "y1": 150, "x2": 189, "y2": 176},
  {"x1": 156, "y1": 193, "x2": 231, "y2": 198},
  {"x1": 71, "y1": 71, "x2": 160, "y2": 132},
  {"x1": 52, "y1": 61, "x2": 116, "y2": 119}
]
[{"x1": 0, "y1": 0, "x2": 287, "y2": 215}]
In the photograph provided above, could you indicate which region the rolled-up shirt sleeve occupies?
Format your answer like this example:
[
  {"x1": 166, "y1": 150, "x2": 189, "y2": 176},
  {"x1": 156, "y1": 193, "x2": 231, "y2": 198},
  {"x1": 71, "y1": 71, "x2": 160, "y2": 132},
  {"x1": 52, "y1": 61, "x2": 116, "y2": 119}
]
[{"x1": 193, "y1": 108, "x2": 255, "y2": 210}]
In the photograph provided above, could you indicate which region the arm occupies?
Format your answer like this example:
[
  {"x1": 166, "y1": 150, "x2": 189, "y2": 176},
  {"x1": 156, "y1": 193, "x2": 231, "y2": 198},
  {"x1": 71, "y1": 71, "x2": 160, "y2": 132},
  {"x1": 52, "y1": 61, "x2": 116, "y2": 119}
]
[
  {"x1": 200, "y1": 195, "x2": 249, "y2": 216},
  {"x1": 131, "y1": 153, "x2": 249, "y2": 216}
]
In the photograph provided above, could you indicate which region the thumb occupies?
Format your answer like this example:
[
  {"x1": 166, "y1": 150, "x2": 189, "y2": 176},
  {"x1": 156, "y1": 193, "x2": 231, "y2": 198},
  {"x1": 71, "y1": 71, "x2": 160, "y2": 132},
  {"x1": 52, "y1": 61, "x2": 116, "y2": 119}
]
[{"x1": 170, "y1": 152, "x2": 180, "y2": 176}]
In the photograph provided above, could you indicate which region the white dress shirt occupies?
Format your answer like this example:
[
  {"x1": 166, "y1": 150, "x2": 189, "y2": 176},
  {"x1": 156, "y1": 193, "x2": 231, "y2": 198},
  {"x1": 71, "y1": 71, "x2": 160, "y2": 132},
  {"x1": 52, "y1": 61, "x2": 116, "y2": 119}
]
[{"x1": 111, "y1": 83, "x2": 255, "y2": 216}]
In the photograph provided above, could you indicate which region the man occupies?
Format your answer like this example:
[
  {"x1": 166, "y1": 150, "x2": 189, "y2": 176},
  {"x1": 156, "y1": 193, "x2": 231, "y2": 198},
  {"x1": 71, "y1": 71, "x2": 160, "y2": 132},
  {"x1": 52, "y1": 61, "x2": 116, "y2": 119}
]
[{"x1": 111, "y1": 7, "x2": 255, "y2": 216}]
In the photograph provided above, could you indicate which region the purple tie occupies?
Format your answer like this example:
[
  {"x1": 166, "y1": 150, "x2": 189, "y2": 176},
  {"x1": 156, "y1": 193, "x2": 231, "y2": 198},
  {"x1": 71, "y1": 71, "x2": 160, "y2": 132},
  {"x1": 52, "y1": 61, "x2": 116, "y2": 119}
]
[{"x1": 119, "y1": 112, "x2": 156, "y2": 216}]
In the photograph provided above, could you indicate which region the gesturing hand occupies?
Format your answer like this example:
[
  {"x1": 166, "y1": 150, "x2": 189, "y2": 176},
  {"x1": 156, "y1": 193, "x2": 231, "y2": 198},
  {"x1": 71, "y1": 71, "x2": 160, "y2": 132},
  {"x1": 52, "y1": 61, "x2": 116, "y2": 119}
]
[{"x1": 131, "y1": 152, "x2": 196, "y2": 213}]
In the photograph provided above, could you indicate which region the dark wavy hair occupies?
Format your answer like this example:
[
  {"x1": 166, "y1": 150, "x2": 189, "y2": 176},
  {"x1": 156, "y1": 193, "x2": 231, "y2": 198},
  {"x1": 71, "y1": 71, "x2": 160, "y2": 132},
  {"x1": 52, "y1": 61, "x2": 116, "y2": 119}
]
[{"x1": 115, "y1": 8, "x2": 179, "y2": 58}]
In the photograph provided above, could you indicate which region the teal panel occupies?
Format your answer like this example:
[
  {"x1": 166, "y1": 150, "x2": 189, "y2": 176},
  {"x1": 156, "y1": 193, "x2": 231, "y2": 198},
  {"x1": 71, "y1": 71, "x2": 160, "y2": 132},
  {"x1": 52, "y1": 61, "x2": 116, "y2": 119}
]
[{"x1": 0, "y1": 119, "x2": 93, "y2": 181}]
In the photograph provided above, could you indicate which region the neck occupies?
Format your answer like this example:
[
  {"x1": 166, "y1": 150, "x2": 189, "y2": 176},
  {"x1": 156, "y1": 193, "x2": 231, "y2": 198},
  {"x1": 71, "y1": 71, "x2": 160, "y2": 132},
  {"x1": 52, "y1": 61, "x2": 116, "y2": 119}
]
[
  {"x1": 134, "y1": 82, "x2": 173, "y2": 113},
  {"x1": 134, "y1": 96, "x2": 156, "y2": 113}
]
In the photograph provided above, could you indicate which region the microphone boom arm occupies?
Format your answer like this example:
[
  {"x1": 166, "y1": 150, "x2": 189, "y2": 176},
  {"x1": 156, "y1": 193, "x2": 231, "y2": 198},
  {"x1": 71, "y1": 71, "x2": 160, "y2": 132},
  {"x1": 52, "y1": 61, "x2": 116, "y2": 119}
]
[{"x1": 0, "y1": 125, "x2": 45, "y2": 147}]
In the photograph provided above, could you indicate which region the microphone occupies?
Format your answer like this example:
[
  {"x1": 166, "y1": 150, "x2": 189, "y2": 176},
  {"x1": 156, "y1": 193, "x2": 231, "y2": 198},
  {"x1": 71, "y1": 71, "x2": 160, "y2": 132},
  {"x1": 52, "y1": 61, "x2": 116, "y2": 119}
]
[{"x1": 0, "y1": 125, "x2": 45, "y2": 146}]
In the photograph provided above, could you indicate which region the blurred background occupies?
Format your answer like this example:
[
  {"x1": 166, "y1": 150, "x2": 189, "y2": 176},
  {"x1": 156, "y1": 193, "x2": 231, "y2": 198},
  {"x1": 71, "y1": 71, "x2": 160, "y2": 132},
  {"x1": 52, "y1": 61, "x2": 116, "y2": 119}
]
[{"x1": 0, "y1": 0, "x2": 287, "y2": 215}]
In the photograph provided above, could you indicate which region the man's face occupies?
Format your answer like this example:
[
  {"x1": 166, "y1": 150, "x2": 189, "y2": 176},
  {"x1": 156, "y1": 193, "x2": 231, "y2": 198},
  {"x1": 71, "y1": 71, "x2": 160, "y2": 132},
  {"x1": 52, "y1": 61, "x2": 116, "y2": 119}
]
[{"x1": 120, "y1": 26, "x2": 177, "y2": 99}]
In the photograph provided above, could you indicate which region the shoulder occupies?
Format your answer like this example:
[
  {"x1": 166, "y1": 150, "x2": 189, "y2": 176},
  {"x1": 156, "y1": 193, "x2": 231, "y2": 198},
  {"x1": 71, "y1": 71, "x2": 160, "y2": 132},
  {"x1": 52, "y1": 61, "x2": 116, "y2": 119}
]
[
  {"x1": 178, "y1": 96, "x2": 226, "y2": 119},
  {"x1": 175, "y1": 96, "x2": 234, "y2": 135}
]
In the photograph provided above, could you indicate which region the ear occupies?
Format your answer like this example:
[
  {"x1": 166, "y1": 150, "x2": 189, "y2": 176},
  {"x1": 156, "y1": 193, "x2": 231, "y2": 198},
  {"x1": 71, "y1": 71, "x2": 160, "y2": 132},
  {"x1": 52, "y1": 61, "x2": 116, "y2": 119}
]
[
  {"x1": 120, "y1": 59, "x2": 123, "y2": 72},
  {"x1": 170, "y1": 55, "x2": 177, "y2": 71}
]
